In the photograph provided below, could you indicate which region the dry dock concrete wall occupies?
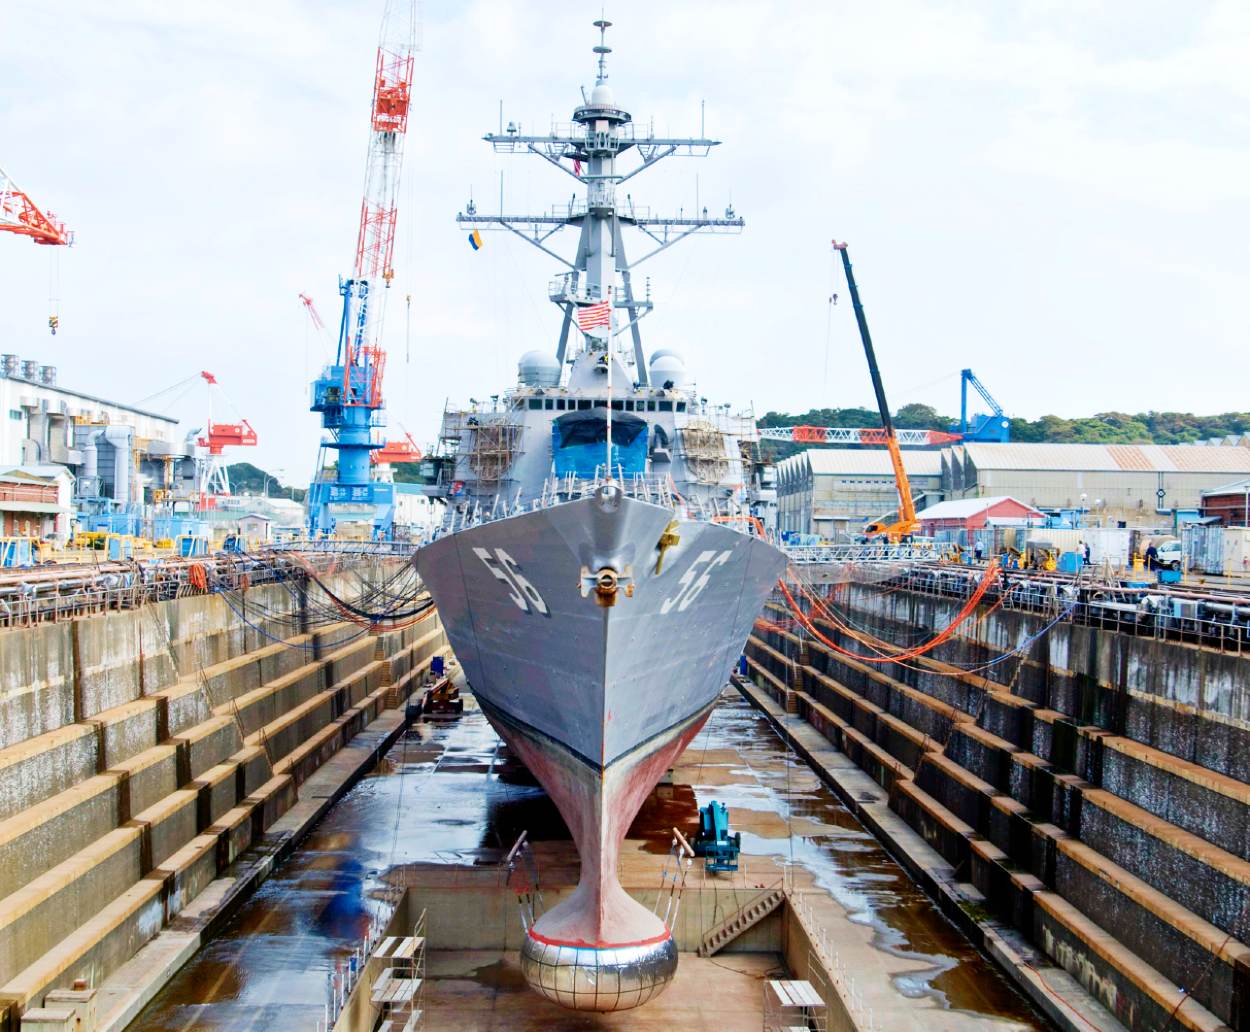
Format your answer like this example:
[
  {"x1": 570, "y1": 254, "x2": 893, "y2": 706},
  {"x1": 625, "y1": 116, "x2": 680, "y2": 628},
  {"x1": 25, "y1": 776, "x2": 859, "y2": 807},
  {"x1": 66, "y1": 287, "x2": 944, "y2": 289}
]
[
  {"x1": 747, "y1": 579, "x2": 1250, "y2": 1032},
  {"x1": 0, "y1": 565, "x2": 448, "y2": 1026}
]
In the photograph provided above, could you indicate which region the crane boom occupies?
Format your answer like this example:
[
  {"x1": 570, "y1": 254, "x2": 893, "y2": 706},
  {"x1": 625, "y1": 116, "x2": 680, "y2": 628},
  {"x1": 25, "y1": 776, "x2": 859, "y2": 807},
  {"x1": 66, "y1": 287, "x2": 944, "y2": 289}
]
[
  {"x1": 832, "y1": 240, "x2": 919, "y2": 541},
  {"x1": 0, "y1": 164, "x2": 72, "y2": 246},
  {"x1": 758, "y1": 426, "x2": 960, "y2": 446},
  {"x1": 308, "y1": 0, "x2": 418, "y2": 539}
]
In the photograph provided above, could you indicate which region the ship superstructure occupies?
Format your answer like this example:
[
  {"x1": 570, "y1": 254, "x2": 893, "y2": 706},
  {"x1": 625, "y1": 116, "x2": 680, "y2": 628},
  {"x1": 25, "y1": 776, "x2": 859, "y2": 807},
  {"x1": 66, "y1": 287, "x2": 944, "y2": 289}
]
[{"x1": 415, "y1": 21, "x2": 785, "y2": 1012}]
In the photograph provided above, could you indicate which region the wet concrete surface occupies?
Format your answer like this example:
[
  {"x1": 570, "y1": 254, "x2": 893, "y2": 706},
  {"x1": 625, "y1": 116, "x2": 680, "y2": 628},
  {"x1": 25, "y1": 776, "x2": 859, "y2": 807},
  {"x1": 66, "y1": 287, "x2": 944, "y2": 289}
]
[{"x1": 129, "y1": 691, "x2": 1046, "y2": 1030}]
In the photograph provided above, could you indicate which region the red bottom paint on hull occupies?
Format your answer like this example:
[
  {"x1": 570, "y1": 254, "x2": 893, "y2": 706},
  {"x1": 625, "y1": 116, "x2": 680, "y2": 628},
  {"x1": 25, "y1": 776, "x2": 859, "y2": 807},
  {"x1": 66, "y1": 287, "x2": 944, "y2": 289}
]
[{"x1": 481, "y1": 699, "x2": 711, "y2": 1011}]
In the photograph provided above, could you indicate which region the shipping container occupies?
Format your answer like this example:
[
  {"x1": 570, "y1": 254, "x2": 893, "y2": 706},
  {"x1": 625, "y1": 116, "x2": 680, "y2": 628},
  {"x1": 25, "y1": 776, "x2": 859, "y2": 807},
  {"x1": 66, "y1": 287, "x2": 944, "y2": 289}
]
[
  {"x1": 1082, "y1": 527, "x2": 1132, "y2": 567},
  {"x1": 1184, "y1": 525, "x2": 1226, "y2": 575},
  {"x1": 1223, "y1": 527, "x2": 1250, "y2": 577}
]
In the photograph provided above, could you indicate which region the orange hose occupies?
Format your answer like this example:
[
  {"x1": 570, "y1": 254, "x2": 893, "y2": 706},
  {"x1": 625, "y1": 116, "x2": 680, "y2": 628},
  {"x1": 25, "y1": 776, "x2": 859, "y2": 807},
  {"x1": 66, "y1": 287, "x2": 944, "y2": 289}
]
[
  {"x1": 188, "y1": 564, "x2": 208, "y2": 593},
  {"x1": 775, "y1": 560, "x2": 1000, "y2": 664}
]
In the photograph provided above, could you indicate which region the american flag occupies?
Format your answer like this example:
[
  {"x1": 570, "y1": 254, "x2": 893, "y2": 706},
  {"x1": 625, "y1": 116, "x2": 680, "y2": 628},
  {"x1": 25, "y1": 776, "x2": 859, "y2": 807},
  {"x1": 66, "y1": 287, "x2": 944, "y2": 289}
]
[
  {"x1": 573, "y1": 157, "x2": 583, "y2": 176},
  {"x1": 576, "y1": 298, "x2": 612, "y2": 331}
]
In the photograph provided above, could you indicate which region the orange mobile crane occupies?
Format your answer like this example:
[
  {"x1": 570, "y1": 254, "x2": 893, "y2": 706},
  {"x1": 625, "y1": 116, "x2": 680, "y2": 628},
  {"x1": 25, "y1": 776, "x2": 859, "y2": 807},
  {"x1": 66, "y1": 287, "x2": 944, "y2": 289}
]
[{"x1": 832, "y1": 240, "x2": 919, "y2": 542}]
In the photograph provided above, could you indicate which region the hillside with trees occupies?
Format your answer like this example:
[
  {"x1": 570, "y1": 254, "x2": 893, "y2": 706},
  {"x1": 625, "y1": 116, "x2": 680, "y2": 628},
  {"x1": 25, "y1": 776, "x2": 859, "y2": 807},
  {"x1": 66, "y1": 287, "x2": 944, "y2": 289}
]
[
  {"x1": 757, "y1": 407, "x2": 1250, "y2": 461},
  {"x1": 224, "y1": 463, "x2": 306, "y2": 502}
]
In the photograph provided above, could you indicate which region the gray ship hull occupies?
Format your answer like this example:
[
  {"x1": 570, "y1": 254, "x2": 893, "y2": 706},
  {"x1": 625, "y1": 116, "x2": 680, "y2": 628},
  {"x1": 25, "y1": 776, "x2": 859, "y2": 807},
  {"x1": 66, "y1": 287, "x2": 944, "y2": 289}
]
[{"x1": 416, "y1": 486, "x2": 785, "y2": 1010}]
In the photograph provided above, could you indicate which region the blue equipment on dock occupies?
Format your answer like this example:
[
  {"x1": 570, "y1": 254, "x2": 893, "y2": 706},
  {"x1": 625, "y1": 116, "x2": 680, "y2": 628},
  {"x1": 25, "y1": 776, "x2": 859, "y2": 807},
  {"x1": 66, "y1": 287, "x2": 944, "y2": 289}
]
[{"x1": 693, "y1": 800, "x2": 741, "y2": 872}]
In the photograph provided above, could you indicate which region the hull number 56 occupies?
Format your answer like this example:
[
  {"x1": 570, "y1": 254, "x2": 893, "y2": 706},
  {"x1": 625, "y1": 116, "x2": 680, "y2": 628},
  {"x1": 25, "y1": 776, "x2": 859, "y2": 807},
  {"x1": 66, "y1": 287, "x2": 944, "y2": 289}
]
[
  {"x1": 474, "y1": 547, "x2": 550, "y2": 615},
  {"x1": 661, "y1": 549, "x2": 732, "y2": 614}
]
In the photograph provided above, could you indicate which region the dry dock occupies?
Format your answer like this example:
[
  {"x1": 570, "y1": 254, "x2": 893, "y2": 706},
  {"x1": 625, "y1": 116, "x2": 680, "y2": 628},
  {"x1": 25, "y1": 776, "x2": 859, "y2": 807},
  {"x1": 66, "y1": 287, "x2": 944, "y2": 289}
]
[
  {"x1": 9, "y1": 553, "x2": 1250, "y2": 1030},
  {"x1": 123, "y1": 687, "x2": 1045, "y2": 1031}
]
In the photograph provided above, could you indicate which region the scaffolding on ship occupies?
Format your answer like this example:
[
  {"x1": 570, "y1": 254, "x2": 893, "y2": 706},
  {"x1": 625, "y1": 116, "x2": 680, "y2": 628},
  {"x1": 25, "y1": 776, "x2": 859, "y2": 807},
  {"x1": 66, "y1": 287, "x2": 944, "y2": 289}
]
[
  {"x1": 465, "y1": 421, "x2": 523, "y2": 484},
  {"x1": 679, "y1": 421, "x2": 732, "y2": 484}
]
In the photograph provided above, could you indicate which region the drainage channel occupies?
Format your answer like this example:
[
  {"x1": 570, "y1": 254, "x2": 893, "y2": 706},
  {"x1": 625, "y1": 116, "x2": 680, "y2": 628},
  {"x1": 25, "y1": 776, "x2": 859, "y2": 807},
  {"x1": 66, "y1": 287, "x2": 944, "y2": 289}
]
[{"x1": 127, "y1": 691, "x2": 1046, "y2": 1030}]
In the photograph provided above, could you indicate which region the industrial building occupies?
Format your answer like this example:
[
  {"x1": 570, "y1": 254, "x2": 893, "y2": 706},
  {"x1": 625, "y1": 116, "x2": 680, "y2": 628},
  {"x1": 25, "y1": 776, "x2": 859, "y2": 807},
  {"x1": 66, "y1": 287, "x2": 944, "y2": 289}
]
[
  {"x1": 915, "y1": 495, "x2": 1043, "y2": 536},
  {"x1": 778, "y1": 441, "x2": 1250, "y2": 537},
  {"x1": 0, "y1": 465, "x2": 74, "y2": 541},
  {"x1": 1200, "y1": 478, "x2": 1250, "y2": 527},
  {"x1": 942, "y1": 442, "x2": 1250, "y2": 519},
  {"x1": 776, "y1": 448, "x2": 942, "y2": 537},
  {"x1": 1, "y1": 355, "x2": 196, "y2": 510}
]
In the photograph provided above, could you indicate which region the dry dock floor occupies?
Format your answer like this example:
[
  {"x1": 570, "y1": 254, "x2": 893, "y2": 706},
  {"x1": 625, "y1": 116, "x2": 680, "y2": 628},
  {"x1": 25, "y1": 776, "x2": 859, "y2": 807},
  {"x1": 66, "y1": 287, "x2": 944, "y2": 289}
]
[
  {"x1": 127, "y1": 690, "x2": 1047, "y2": 1031},
  {"x1": 423, "y1": 951, "x2": 777, "y2": 1032}
]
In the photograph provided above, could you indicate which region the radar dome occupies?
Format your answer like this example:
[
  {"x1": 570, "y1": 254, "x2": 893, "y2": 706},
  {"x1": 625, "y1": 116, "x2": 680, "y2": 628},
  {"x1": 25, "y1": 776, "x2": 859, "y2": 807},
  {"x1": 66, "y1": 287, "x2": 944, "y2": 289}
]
[
  {"x1": 648, "y1": 354, "x2": 690, "y2": 388},
  {"x1": 649, "y1": 348, "x2": 684, "y2": 364},
  {"x1": 590, "y1": 82, "x2": 615, "y2": 107},
  {"x1": 518, "y1": 350, "x2": 560, "y2": 388}
]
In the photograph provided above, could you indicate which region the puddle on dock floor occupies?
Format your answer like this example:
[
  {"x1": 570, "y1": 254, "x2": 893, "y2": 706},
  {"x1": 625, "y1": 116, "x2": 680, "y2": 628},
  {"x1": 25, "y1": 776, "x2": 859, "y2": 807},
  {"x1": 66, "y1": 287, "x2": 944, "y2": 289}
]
[
  {"x1": 675, "y1": 702, "x2": 1044, "y2": 1022},
  {"x1": 129, "y1": 692, "x2": 1045, "y2": 1030}
]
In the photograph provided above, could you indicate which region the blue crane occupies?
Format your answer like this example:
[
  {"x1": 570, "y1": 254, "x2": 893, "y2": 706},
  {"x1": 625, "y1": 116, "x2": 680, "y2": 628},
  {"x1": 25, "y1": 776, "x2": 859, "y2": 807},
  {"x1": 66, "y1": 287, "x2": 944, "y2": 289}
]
[
  {"x1": 306, "y1": 1, "x2": 418, "y2": 539},
  {"x1": 958, "y1": 368, "x2": 1011, "y2": 443}
]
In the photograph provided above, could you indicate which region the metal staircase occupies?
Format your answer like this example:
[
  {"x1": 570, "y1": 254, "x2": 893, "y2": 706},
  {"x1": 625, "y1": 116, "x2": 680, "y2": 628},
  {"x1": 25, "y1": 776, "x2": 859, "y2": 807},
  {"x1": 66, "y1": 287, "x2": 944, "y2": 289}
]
[{"x1": 697, "y1": 884, "x2": 786, "y2": 957}]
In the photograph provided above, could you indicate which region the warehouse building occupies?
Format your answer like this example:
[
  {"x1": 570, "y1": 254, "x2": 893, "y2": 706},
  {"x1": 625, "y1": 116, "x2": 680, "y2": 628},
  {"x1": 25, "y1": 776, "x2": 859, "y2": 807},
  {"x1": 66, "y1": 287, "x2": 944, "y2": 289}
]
[
  {"x1": 942, "y1": 442, "x2": 1250, "y2": 522},
  {"x1": 776, "y1": 448, "x2": 943, "y2": 538}
]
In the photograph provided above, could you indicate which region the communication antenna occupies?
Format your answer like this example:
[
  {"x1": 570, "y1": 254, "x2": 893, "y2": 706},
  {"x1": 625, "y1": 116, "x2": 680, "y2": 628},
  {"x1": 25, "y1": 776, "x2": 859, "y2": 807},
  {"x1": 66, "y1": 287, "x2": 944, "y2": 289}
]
[{"x1": 593, "y1": 18, "x2": 612, "y2": 83}]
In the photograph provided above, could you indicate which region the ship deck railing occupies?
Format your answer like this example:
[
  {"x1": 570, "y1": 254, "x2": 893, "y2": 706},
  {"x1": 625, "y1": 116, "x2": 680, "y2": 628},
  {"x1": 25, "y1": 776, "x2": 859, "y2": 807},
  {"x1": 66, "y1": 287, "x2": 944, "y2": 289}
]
[{"x1": 435, "y1": 473, "x2": 773, "y2": 540}]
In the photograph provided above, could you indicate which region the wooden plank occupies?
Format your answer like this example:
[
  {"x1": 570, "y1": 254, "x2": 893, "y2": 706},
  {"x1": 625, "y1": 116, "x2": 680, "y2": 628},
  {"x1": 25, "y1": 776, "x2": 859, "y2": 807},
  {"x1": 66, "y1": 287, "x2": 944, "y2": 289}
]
[
  {"x1": 375, "y1": 977, "x2": 421, "y2": 1005},
  {"x1": 392, "y1": 935, "x2": 424, "y2": 960},
  {"x1": 782, "y1": 979, "x2": 823, "y2": 1007}
]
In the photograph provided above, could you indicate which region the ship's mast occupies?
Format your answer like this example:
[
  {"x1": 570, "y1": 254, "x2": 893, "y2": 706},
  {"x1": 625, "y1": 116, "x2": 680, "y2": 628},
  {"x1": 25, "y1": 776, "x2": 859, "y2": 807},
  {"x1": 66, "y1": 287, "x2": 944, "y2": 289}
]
[{"x1": 457, "y1": 19, "x2": 742, "y2": 385}]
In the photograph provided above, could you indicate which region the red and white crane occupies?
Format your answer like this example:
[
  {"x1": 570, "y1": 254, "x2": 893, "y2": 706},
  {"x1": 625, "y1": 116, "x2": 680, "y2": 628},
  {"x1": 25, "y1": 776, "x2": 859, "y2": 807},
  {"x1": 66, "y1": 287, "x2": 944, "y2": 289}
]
[
  {"x1": 307, "y1": 0, "x2": 419, "y2": 538},
  {"x1": 1, "y1": 163, "x2": 73, "y2": 334},
  {"x1": 0, "y1": 164, "x2": 71, "y2": 246},
  {"x1": 197, "y1": 371, "x2": 258, "y2": 498},
  {"x1": 339, "y1": 0, "x2": 418, "y2": 410}
]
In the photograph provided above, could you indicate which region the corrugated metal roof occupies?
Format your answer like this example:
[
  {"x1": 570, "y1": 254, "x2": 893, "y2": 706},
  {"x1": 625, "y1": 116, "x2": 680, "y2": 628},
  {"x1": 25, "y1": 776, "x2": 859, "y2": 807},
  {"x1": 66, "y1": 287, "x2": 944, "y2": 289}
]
[
  {"x1": 0, "y1": 464, "x2": 71, "y2": 483},
  {"x1": 1201, "y1": 478, "x2": 1250, "y2": 497},
  {"x1": 806, "y1": 448, "x2": 942, "y2": 476},
  {"x1": 916, "y1": 496, "x2": 1043, "y2": 520},
  {"x1": 0, "y1": 500, "x2": 64, "y2": 514},
  {"x1": 961, "y1": 442, "x2": 1250, "y2": 474}
]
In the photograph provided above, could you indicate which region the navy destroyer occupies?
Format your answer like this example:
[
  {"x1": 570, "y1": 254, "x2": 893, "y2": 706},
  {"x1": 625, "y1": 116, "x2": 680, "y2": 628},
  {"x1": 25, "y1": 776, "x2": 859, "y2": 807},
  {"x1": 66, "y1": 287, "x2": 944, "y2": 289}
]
[{"x1": 415, "y1": 20, "x2": 785, "y2": 1012}]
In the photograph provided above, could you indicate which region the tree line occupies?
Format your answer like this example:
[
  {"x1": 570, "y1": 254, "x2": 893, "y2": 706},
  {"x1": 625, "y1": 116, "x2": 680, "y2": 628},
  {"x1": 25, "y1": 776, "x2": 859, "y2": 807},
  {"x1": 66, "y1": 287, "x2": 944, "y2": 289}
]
[{"x1": 757, "y1": 405, "x2": 1250, "y2": 461}]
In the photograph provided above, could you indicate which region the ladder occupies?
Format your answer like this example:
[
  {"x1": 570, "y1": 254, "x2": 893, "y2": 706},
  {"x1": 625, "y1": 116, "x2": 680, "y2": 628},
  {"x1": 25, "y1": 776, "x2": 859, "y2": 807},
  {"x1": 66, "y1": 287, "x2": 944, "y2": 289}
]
[{"x1": 697, "y1": 884, "x2": 786, "y2": 957}]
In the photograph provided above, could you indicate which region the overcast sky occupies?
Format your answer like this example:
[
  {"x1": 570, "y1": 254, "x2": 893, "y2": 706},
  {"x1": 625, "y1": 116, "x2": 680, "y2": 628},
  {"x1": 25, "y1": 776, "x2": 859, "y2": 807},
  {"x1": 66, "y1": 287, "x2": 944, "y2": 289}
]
[{"x1": 2, "y1": 1, "x2": 1247, "y2": 483}]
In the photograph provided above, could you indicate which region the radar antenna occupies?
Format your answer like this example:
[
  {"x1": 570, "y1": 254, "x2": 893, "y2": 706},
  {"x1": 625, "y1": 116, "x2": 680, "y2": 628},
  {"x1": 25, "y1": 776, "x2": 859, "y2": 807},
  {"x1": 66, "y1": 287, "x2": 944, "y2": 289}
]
[
  {"x1": 457, "y1": 19, "x2": 741, "y2": 385},
  {"x1": 593, "y1": 18, "x2": 611, "y2": 84}
]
